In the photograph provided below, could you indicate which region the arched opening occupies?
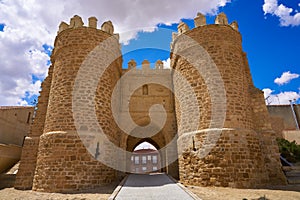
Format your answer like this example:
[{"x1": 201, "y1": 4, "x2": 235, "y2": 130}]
[
  {"x1": 127, "y1": 138, "x2": 166, "y2": 174},
  {"x1": 134, "y1": 141, "x2": 156, "y2": 151},
  {"x1": 121, "y1": 119, "x2": 179, "y2": 178},
  {"x1": 130, "y1": 141, "x2": 161, "y2": 174}
]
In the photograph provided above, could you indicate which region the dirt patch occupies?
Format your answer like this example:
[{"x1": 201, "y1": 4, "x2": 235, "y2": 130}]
[
  {"x1": 0, "y1": 174, "x2": 119, "y2": 200},
  {"x1": 2, "y1": 173, "x2": 300, "y2": 200},
  {"x1": 188, "y1": 185, "x2": 300, "y2": 200}
]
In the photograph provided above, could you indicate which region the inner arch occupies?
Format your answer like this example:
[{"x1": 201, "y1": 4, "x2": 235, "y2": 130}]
[
  {"x1": 134, "y1": 141, "x2": 157, "y2": 151},
  {"x1": 130, "y1": 139, "x2": 162, "y2": 174}
]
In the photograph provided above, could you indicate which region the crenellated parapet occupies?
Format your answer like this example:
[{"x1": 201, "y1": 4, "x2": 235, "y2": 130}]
[
  {"x1": 230, "y1": 21, "x2": 239, "y2": 31},
  {"x1": 142, "y1": 59, "x2": 150, "y2": 70},
  {"x1": 125, "y1": 59, "x2": 170, "y2": 72},
  {"x1": 128, "y1": 59, "x2": 137, "y2": 70},
  {"x1": 88, "y1": 17, "x2": 97, "y2": 28},
  {"x1": 101, "y1": 20, "x2": 114, "y2": 34},
  {"x1": 57, "y1": 15, "x2": 120, "y2": 39},
  {"x1": 214, "y1": 12, "x2": 228, "y2": 25},
  {"x1": 172, "y1": 12, "x2": 239, "y2": 43},
  {"x1": 194, "y1": 12, "x2": 206, "y2": 27},
  {"x1": 155, "y1": 60, "x2": 163, "y2": 69},
  {"x1": 177, "y1": 22, "x2": 190, "y2": 35},
  {"x1": 53, "y1": 15, "x2": 121, "y2": 57}
]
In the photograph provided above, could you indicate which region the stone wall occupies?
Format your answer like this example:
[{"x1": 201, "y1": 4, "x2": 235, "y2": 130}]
[
  {"x1": 0, "y1": 106, "x2": 34, "y2": 146},
  {"x1": 178, "y1": 129, "x2": 269, "y2": 187},
  {"x1": 14, "y1": 137, "x2": 40, "y2": 189},
  {"x1": 172, "y1": 13, "x2": 286, "y2": 188},
  {"x1": 16, "y1": 12, "x2": 286, "y2": 192},
  {"x1": 15, "y1": 62, "x2": 53, "y2": 190},
  {"x1": 0, "y1": 106, "x2": 33, "y2": 174},
  {"x1": 282, "y1": 130, "x2": 300, "y2": 144},
  {"x1": 268, "y1": 105, "x2": 300, "y2": 131},
  {"x1": 16, "y1": 16, "x2": 122, "y2": 192},
  {"x1": 119, "y1": 66, "x2": 179, "y2": 178},
  {"x1": 33, "y1": 132, "x2": 115, "y2": 192},
  {"x1": 267, "y1": 104, "x2": 300, "y2": 143},
  {"x1": 250, "y1": 88, "x2": 286, "y2": 185}
]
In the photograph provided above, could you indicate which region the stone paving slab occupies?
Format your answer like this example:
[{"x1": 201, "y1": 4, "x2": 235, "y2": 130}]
[{"x1": 115, "y1": 173, "x2": 196, "y2": 200}]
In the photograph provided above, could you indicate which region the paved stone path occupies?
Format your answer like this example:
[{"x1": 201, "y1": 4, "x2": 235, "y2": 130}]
[{"x1": 115, "y1": 173, "x2": 196, "y2": 200}]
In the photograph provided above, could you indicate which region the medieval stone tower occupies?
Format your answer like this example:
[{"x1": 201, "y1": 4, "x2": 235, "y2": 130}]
[{"x1": 15, "y1": 13, "x2": 286, "y2": 192}]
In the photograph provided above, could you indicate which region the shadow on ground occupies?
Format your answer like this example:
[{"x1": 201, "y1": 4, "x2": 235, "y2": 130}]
[{"x1": 0, "y1": 174, "x2": 16, "y2": 189}]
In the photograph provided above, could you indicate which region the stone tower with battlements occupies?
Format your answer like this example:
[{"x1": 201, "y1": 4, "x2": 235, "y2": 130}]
[
  {"x1": 15, "y1": 13, "x2": 286, "y2": 192},
  {"x1": 171, "y1": 12, "x2": 286, "y2": 187}
]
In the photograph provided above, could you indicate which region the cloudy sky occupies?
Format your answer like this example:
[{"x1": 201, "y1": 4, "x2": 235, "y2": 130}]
[{"x1": 0, "y1": 0, "x2": 299, "y2": 106}]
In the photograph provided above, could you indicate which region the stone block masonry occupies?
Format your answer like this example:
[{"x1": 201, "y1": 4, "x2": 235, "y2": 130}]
[
  {"x1": 15, "y1": 13, "x2": 286, "y2": 192},
  {"x1": 172, "y1": 12, "x2": 286, "y2": 187}
]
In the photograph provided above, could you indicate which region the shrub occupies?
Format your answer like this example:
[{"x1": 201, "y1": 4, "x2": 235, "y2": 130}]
[{"x1": 276, "y1": 138, "x2": 300, "y2": 163}]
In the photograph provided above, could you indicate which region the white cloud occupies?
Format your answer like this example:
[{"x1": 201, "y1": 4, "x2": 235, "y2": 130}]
[
  {"x1": 263, "y1": 0, "x2": 300, "y2": 26},
  {"x1": 0, "y1": 0, "x2": 230, "y2": 106},
  {"x1": 19, "y1": 100, "x2": 29, "y2": 106},
  {"x1": 274, "y1": 71, "x2": 299, "y2": 85},
  {"x1": 263, "y1": 88, "x2": 274, "y2": 98},
  {"x1": 162, "y1": 58, "x2": 171, "y2": 69},
  {"x1": 263, "y1": 88, "x2": 300, "y2": 105}
]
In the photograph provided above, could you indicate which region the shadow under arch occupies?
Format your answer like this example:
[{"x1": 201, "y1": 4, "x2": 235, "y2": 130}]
[
  {"x1": 122, "y1": 116, "x2": 167, "y2": 151},
  {"x1": 118, "y1": 107, "x2": 178, "y2": 177},
  {"x1": 123, "y1": 117, "x2": 168, "y2": 173}
]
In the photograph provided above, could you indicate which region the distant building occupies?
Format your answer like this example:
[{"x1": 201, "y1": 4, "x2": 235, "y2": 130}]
[
  {"x1": 130, "y1": 149, "x2": 161, "y2": 174},
  {"x1": 0, "y1": 106, "x2": 34, "y2": 174},
  {"x1": 268, "y1": 104, "x2": 300, "y2": 144}
]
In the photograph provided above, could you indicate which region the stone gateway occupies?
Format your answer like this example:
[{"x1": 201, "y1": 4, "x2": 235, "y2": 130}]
[{"x1": 15, "y1": 13, "x2": 286, "y2": 192}]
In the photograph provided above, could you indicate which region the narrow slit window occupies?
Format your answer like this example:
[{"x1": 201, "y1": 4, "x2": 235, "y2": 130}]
[
  {"x1": 142, "y1": 85, "x2": 148, "y2": 95},
  {"x1": 27, "y1": 112, "x2": 31, "y2": 124}
]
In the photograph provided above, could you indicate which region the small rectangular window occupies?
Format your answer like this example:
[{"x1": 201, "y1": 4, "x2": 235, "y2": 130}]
[
  {"x1": 152, "y1": 155, "x2": 157, "y2": 164},
  {"x1": 142, "y1": 156, "x2": 147, "y2": 164},
  {"x1": 142, "y1": 167, "x2": 147, "y2": 171},
  {"x1": 153, "y1": 166, "x2": 158, "y2": 171},
  {"x1": 135, "y1": 156, "x2": 139, "y2": 164}
]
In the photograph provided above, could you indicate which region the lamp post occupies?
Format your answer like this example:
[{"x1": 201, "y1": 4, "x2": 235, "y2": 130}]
[{"x1": 289, "y1": 99, "x2": 299, "y2": 130}]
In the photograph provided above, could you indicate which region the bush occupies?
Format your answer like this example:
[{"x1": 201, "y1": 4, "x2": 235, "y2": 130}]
[{"x1": 277, "y1": 138, "x2": 300, "y2": 163}]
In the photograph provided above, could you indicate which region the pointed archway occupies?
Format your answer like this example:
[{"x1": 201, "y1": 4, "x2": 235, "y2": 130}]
[
  {"x1": 126, "y1": 136, "x2": 166, "y2": 173},
  {"x1": 130, "y1": 141, "x2": 161, "y2": 174}
]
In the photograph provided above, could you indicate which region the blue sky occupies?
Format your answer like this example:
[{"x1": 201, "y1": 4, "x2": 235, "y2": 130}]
[
  {"x1": 123, "y1": 0, "x2": 300, "y2": 105},
  {"x1": 221, "y1": 0, "x2": 300, "y2": 104},
  {"x1": 0, "y1": 0, "x2": 299, "y2": 105}
]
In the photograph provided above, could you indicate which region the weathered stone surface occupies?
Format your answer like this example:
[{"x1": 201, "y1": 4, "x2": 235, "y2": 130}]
[
  {"x1": 194, "y1": 13, "x2": 206, "y2": 27},
  {"x1": 172, "y1": 21, "x2": 286, "y2": 187},
  {"x1": 15, "y1": 13, "x2": 286, "y2": 192},
  {"x1": 32, "y1": 131, "x2": 116, "y2": 192}
]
